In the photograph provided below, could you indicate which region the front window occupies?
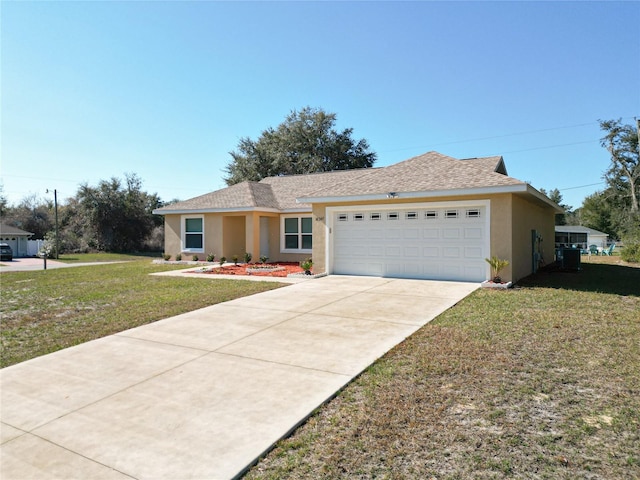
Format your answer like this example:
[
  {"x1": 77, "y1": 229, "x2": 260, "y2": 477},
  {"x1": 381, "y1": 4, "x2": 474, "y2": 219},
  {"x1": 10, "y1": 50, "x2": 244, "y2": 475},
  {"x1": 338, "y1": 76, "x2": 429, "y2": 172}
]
[
  {"x1": 282, "y1": 216, "x2": 312, "y2": 252},
  {"x1": 183, "y1": 216, "x2": 204, "y2": 251}
]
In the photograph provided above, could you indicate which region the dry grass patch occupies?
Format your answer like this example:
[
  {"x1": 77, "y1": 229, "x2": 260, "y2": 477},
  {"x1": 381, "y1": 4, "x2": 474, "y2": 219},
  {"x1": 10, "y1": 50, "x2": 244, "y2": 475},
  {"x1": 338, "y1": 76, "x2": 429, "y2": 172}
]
[{"x1": 244, "y1": 260, "x2": 640, "y2": 479}]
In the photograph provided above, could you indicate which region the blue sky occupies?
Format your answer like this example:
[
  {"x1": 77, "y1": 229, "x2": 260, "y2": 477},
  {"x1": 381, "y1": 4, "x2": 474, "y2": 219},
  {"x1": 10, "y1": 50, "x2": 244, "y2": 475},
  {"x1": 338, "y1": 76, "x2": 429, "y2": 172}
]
[{"x1": 2, "y1": 1, "x2": 638, "y2": 211}]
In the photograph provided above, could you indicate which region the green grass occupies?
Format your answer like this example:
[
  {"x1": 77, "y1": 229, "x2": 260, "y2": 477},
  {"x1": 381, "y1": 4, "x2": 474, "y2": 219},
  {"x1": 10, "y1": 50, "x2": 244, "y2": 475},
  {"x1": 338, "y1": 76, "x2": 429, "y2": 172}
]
[
  {"x1": 0, "y1": 259, "x2": 283, "y2": 367},
  {"x1": 243, "y1": 257, "x2": 640, "y2": 479},
  {"x1": 54, "y1": 252, "x2": 162, "y2": 263}
]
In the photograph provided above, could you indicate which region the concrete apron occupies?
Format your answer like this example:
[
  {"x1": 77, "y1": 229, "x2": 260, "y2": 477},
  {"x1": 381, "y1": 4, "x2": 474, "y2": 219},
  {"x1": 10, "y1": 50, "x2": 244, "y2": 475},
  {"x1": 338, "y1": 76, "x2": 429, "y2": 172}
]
[{"x1": 0, "y1": 275, "x2": 478, "y2": 480}]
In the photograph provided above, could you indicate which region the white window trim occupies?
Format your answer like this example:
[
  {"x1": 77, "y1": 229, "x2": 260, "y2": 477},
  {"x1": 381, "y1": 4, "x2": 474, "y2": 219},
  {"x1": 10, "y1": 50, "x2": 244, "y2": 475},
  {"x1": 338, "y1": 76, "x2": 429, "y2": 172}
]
[
  {"x1": 280, "y1": 214, "x2": 313, "y2": 254},
  {"x1": 181, "y1": 215, "x2": 204, "y2": 253}
]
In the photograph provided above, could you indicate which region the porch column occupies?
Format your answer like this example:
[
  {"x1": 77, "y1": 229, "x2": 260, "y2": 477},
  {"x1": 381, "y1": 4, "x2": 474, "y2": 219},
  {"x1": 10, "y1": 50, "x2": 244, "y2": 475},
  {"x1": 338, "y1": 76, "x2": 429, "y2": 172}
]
[{"x1": 245, "y1": 213, "x2": 260, "y2": 260}]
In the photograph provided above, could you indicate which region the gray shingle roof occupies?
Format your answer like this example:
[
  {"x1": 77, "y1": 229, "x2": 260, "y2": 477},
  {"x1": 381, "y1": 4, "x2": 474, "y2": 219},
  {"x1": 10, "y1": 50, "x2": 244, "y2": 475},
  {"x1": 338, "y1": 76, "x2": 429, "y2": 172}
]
[
  {"x1": 155, "y1": 182, "x2": 279, "y2": 212},
  {"x1": 0, "y1": 223, "x2": 34, "y2": 236},
  {"x1": 259, "y1": 169, "x2": 374, "y2": 209},
  {"x1": 154, "y1": 151, "x2": 526, "y2": 214},
  {"x1": 300, "y1": 152, "x2": 523, "y2": 199}
]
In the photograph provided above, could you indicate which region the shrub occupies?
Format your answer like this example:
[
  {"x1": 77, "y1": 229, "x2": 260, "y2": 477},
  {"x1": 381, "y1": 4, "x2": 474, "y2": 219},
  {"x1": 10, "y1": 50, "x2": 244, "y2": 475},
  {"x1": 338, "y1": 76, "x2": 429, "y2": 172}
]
[
  {"x1": 192, "y1": 255, "x2": 199, "y2": 262},
  {"x1": 163, "y1": 253, "x2": 171, "y2": 261},
  {"x1": 206, "y1": 253, "x2": 215, "y2": 262},
  {"x1": 232, "y1": 254, "x2": 239, "y2": 265},
  {"x1": 300, "y1": 257, "x2": 313, "y2": 274},
  {"x1": 260, "y1": 255, "x2": 268, "y2": 264},
  {"x1": 621, "y1": 240, "x2": 640, "y2": 263},
  {"x1": 219, "y1": 256, "x2": 226, "y2": 265},
  {"x1": 175, "y1": 253, "x2": 182, "y2": 261},
  {"x1": 485, "y1": 256, "x2": 509, "y2": 283},
  {"x1": 244, "y1": 252, "x2": 252, "y2": 263}
]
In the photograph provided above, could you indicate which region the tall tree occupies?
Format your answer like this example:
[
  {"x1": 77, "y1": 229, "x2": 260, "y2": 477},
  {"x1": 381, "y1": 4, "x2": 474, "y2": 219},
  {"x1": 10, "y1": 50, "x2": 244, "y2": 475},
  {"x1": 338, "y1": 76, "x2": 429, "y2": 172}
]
[
  {"x1": 2, "y1": 194, "x2": 53, "y2": 239},
  {"x1": 599, "y1": 118, "x2": 639, "y2": 213},
  {"x1": 75, "y1": 174, "x2": 163, "y2": 251},
  {"x1": 224, "y1": 107, "x2": 377, "y2": 185},
  {"x1": 540, "y1": 187, "x2": 573, "y2": 225}
]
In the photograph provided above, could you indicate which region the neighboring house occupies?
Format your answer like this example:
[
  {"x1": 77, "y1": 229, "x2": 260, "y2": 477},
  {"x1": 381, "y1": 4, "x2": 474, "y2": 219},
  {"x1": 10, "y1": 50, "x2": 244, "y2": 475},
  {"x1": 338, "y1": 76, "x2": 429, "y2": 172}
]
[
  {"x1": 0, "y1": 223, "x2": 34, "y2": 258},
  {"x1": 555, "y1": 225, "x2": 609, "y2": 250},
  {"x1": 154, "y1": 151, "x2": 562, "y2": 283}
]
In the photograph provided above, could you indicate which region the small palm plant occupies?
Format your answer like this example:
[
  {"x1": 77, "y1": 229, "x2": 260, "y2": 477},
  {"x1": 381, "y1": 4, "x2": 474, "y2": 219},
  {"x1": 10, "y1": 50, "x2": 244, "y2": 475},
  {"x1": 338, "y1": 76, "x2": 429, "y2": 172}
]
[
  {"x1": 300, "y1": 258, "x2": 313, "y2": 275},
  {"x1": 485, "y1": 256, "x2": 509, "y2": 283}
]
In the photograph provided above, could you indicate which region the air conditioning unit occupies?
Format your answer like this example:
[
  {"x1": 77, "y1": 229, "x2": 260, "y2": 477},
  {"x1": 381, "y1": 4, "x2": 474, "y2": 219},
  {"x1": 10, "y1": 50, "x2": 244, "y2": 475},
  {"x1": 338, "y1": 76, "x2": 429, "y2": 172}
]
[{"x1": 561, "y1": 247, "x2": 581, "y2": 270}]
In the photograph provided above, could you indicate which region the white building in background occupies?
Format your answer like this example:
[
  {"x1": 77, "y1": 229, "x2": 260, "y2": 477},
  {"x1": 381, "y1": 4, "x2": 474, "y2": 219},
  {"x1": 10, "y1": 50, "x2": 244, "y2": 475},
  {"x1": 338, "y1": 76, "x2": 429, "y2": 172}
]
[{"x1": 555, "y1": 225, "x2": 609, "y2": 249}]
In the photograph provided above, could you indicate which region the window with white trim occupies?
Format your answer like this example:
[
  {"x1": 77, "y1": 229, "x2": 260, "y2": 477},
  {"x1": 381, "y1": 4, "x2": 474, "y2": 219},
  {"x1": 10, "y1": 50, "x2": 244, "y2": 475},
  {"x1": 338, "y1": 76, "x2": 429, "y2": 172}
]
[
  {"x1": 445, "y1": 209, "x2": 459, "y2": 219},
  {"x1": 466, "y1": 208, "x2": 481, "y2": 218},
  {"x1": 282, "y1": 216, "x2": 312, "y2": 252},
  {"x1": 182, "y1": 216, "x2": 204, "y2": 252}
]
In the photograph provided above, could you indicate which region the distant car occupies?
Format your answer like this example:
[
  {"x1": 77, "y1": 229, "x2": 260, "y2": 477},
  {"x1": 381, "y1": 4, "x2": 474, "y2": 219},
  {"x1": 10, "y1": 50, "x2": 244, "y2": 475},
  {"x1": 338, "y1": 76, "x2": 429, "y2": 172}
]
[{"x1": 0, "y1": 243, "x2": 13, "y2": 261}]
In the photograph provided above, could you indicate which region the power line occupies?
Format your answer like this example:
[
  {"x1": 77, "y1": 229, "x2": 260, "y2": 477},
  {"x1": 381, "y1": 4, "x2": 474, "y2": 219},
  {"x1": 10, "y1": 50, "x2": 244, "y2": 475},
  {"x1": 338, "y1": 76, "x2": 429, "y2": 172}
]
[
  {"x1": 381, "y1": 116, "x2": 637, "y2": 154},
  {"x1": 381, "y1": 121, "x2": 600, "y2": 153},
  {"x1": 490, "y1": 139, "x2": 598, "y2": 155},
  {"x1": 559, "y1": 181, "x2": 606, "y2": 191}
]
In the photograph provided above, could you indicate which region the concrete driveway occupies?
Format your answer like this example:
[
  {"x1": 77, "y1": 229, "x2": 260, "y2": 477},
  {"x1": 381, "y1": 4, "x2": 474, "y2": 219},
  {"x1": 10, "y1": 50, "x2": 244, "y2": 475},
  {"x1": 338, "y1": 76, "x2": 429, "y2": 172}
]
[{"x1": 1, "y1": 275, "x2": 478, "y2": 480}]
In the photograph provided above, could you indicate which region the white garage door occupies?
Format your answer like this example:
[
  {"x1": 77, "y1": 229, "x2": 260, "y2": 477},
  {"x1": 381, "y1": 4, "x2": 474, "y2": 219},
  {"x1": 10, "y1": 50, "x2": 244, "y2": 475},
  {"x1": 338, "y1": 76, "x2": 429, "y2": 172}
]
[{"x1": 331, "y1": 205, "x2": 488, "y2": 282}]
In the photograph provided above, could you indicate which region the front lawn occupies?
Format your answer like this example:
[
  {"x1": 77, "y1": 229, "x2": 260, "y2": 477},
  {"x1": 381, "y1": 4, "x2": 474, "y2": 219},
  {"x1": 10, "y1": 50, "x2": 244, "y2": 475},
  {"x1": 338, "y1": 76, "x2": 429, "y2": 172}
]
[
  {"x1": 244, "y1": 257, "x2": 640, "y2": 479},
  {"x1": 0, "y1": 259, "x2": 283, "y2": 367}
]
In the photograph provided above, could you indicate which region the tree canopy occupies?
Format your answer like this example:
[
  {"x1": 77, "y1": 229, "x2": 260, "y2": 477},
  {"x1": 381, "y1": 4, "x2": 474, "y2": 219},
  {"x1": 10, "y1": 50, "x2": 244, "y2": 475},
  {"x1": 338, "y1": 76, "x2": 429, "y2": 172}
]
[
  {"x1": 600, "y1": 118, "x2": 639, "y2": 214},
  {"x1": 575, "y1": 119, "x2": 640, "y2": 241},
  {"x1": 1, "y1": 174, "x2": 165, "y2": 253},
  {"x1": 224, "y1": 107, "x2": 377, "y2": 185}
]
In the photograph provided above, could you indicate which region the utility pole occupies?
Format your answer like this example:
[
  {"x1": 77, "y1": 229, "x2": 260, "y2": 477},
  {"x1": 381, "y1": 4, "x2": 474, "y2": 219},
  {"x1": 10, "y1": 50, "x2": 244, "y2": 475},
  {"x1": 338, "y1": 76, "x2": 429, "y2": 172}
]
[{"x1": 47, "y1": 189, "x2": 59, "y2": 259}]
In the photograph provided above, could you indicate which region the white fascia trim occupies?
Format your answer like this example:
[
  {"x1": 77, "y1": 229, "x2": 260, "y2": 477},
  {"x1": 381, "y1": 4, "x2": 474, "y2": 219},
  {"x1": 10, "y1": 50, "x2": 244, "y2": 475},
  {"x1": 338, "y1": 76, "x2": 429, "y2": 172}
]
[
  {"x1": 297, "y1": 185, "x2": 527, "y2": 204},
  {"x1": 280, "y1": 208, "x2": 312, "y2": 214},
  {"x1": 153, "y1": 207, "x2": 281, "y2": 215}
]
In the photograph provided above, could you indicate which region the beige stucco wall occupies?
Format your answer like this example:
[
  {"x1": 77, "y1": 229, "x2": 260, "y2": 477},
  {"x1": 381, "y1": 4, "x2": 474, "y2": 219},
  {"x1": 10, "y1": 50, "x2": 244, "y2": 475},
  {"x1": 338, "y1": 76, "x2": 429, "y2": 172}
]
[
  {"x1": 164, "y1": 215, "x2": 181, "y2": 258},
  {"x1": 510, "y1": 194, "x2": 556, "y2": 282}
]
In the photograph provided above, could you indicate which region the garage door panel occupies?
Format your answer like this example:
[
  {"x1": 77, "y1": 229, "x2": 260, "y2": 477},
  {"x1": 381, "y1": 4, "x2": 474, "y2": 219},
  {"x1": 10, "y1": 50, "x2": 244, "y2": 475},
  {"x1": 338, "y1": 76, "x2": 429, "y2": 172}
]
[
  {"x1": 464, "y1": 246, "x2": 483, "y2": 258},
  {"x1": 443, "y1": 228, "x2": 461, "y2": 239},
  {"x1": 422, "y1": 229, "x2": 440, "y2": 239},
  {"x1": 423, "y1": 246, "x2": 440, "y2": 257},
  {"x1": 386, "y1": 229, "x2": 402, "y2": 240},
  {"x1": 403, "y1": 246, "x2": 419, "y2": 257},
  {"x1": 443, "y1": 247, "x2": 460, "y2": 258},
  {"x1": 385, "y1": 246, "x2": 402, "y2": 256},
  {"x1": 464, "y1": 227, "x2": 483, "y2": 239},
  {"x1": 403, "y1": 228, "x2": 420, "y2": 239},
  {"x1": 463, "y1": 266, "x2": 486, "y2": 282}
]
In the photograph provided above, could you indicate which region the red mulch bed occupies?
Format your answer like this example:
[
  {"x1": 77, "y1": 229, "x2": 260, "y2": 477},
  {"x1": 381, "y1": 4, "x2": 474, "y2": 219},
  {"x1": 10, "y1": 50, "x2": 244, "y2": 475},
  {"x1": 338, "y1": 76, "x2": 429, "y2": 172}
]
[{"x1": 190, "y1": 262, "x2": 304, "y2": 277}]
